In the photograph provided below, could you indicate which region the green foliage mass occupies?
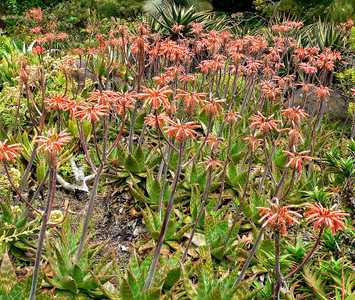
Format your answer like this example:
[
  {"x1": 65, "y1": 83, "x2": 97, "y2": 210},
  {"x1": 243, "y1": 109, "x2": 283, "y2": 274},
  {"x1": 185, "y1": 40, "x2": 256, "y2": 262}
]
[{"x1": 255, "y1": 0, "x2": 354, "y2": 22}]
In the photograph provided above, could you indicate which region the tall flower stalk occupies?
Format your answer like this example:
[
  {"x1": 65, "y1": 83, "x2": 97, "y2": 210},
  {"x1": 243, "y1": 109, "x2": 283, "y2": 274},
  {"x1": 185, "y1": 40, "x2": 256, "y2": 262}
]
[
  {"x1": 144, "y1": 142, "x2": 185, "y2": 289},
  {"x1": 29, "y1": 130, "x2": 71, "y2": 300},
  {"x1": 144, "y1": 120, "x2": 199, "y2": 289}
]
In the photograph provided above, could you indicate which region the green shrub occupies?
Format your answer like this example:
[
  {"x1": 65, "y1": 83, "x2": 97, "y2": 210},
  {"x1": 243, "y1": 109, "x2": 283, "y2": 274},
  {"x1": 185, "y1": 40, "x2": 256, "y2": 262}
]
[
  {"x1": 254, "y1": 0, "x2": 354, "y2": 23},
  {"x1": 0, "y1": 0, "x2": 63, "y2": 14},
  {"x1": 95, "y1": 0, "x2": 145, "y2": 18}
]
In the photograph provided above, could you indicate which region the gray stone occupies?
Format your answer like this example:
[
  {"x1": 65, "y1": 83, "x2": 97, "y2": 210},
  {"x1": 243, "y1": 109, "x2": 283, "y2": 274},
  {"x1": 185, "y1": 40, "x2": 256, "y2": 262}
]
[{"x1": 293, "y1": 89, "x2": 350, "y2": 121}]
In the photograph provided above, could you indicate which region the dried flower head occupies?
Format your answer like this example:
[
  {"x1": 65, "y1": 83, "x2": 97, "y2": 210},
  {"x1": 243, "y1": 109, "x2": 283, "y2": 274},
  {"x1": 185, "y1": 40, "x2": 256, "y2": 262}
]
[
  {"x1": 244, "y1": 134, "x2": 262, "y2": 152},
  {"x1": 203, "y1": 158, "x2": 223, "y2": 170}
]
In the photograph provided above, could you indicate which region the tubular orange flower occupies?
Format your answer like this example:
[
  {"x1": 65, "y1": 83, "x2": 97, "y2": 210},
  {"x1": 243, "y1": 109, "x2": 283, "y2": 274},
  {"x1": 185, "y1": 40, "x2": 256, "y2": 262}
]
[
  {"x1": 225, "y1": 111, "x2": 240, "y2": 124},
  {"x1": 26, "y1": 7, "x2": 43, "y2": 22},
  {"x1": 114, "y1": 91, "x2": 136, "y2": 116},
  {"x1": 244, "y1": 134, "x2": 262, "y2": 152},
  {"x1": 0, "y1": 141, "x2": 21, "y2": 162},
  {"x1": 153, "y1": 74, "x2": 172, "y2": 86},
  {"x1": 305, "y1": 203, "x2": 349, "y2": 234},
  {"x1": 191, "y1": 22, "x2": 204, "y2": 35},
  {"x1": 298, "y1": 63, "x2": 317, "y2": 75},
  {"x1": 178, "y1": 73, "x2": 197, "y2": 83},
  {"x1": 62, "y1": 99, "x2": 80, "y2": 117},
  {"x1": 271, "y1": 21, "x2": 303, "y2": 33},
  {"x1": 206, "y1": 135, "x2": 223, "y2": 150},
  {"x1": 243, "y1": 59, "x2": 262, "y2": 76},
  {"x1": 250, "y1": 112, "x2": 279, "y2": 134},
  {"x1": 166, "y1": 119, "x2": 200, "y2": 141},
  {"x1": 281, "y1": 106, "x2": 308, "y2": 127},
  {"x1": 32, "y1": 45, "x2": 45, "y2": 55},
  {"x1": 89, "y1": 90, "x2": 115, "y2": 106},
  {"x1": 138, "y1": 86, "x2": 173, "y2": 110},
  {"x1": 31, "y1": 26, "x2": 42, "y2": 34},
  {"x1": 284, "y1": 150, "x2": 312, "y2": 175},
  {"x1": 175, "y1": 90, "x2": 206, "y2": 112},
  {"x1": 37, "y1": 130, "x2": 71, "y2": 154},
  {"x1": 316, "y1": 48, "x2": 341, "y2": 71},
  {"x1": 74, "y1": 102, "x2": 109, "y2": 122},
  {"x1": 260, "y1": 80, "x2": 280, "y2": 101},
  {"x1": 159, "y1": 41, "x2": 190, "y2": 62},
  {"x1": 202, "y1": 98, "x2": 225, "y2": 116},
  {"x1": 198, "y1": 56, "x2": 225, "y2": 73},
  {"x1": 314, "y1": 85, "x2": 331, "y2": 100},
  {"x1": 144, "y1": 113, "x2": 170, "y2": 129},
  {"x1": 172, "y1": 24, "x2": 184, "y2": 33},
  {"x1": 203, "y1": 158, "x2": 223, "y2": 170},
  {"x1": 258, "y1": 202, "x2": 301, "y2": 235},
  {"x1": 287, "y1": 128, "x2": 303, "y2": 148},
  {"x1": 45, "y1": 96, "x2": 69, "y2": 111}
]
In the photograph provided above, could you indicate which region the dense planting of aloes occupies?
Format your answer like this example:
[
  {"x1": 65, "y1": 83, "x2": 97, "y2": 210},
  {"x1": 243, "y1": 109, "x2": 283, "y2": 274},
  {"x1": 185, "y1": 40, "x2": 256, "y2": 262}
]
[{"x1": 0, "y1": 7, "x2": 353, "y2": 299}]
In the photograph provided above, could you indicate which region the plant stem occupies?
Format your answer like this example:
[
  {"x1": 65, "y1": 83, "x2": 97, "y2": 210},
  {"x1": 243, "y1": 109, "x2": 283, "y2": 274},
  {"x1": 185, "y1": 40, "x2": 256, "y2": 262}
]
[
  {"x1": 3, "y1": 162, "x2": 39, "y2": 213},
  {"x1": 274, "y1": 230, "x2": 282, "y2": 300},
  {"x1": 258, "y1": 136, "x2": 276, "y2": 193},
  {"x1": 232, "y1": 225, "x2": 266, "y2": 288},
  {"x1": 213, "y1": 124, "x2": 233, "y2": 211},
  {"x1": 20, "y1": 143, "x2": 39, "y2": 192},
  {"x1": 273, "y1": 168, "x2": 288, "y2": 199},
  {"x1": 285, "y1": 226, "x2": 324, "y2": 279},
  {"x1": 144, "y1": 142, "x2": 184, "y2": 290},
  {"x1": 29, "y1": 158, "x2": 57, "y2": 300},
  {"x1": 181, "y1": 167, "x2": 213, "y2": 262},
  {"x1": 182, "y1": 115, "x2": 212, "y2": 168},
  {"x1": 158, "y1": 145, "x2": 172, "y2": 220},
  {"x1": 75, "y1": 164, "x2": 104, "y2": 262}
]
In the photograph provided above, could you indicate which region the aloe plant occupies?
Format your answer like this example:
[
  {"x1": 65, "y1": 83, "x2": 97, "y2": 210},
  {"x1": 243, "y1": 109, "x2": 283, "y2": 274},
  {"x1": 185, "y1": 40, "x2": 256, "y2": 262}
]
[
  {"x1": 43, "y1": 218, "x2": 116, "y2": 299},
  {"x1": 0, "y1": 202, "x2": 40, "y2": 262}
]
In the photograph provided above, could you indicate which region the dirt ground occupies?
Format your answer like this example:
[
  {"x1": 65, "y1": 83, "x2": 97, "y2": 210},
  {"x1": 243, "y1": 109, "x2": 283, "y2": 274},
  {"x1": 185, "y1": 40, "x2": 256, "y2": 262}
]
[{"x1": 54, "y1": 187, "x2": 148, "y2": 269}]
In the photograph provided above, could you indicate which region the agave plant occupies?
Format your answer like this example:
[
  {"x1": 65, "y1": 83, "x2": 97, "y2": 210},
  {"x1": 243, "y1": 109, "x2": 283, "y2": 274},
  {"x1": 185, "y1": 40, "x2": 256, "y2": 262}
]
[
  {"x1": 323, "y1": 141, "x2": 354, "y2": 210},
  {"x1": 0, "y1": 250, "x2": 52, "y2": 299},
  {"x1": 119, "y1": 252, "x2": 181, "y2": 299},
  {"x1": 148, "y1": 3, "x2": 209, "y2": 37},
  {"x1": 299, "y1": 21, "x2": 350, "y2": 51},
  {"x1": 0, "y1": 36, "x2": 34, "y2": 88}
]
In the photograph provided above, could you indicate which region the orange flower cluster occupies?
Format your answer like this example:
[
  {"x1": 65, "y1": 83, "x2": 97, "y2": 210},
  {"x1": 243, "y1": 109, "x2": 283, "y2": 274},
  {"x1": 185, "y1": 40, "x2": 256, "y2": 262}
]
[
  {"x1": 166, "y1": 120, "x2": 200, "y2": 141},
  {"x1": 258, "y1": 202, "x2": 301, "y2": 235},
  {"x1": 259, "y1": 202, "x2": 349, "y2": 236},
  {"x1": 305, "y1": 203, "x2": 349, "y2": 234},
  {"x1": 37, "y1": 130, "x2": 71, "y2": 154},
  {"x1": 250, "y1": 112, "x2": 279, "y2": 134},
  {"x1": 284, "y1": 150, "x2": 312, "y2": 175},
  {"x1": 0, "y1": 141, "x2": 21, "y2": 162}
]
